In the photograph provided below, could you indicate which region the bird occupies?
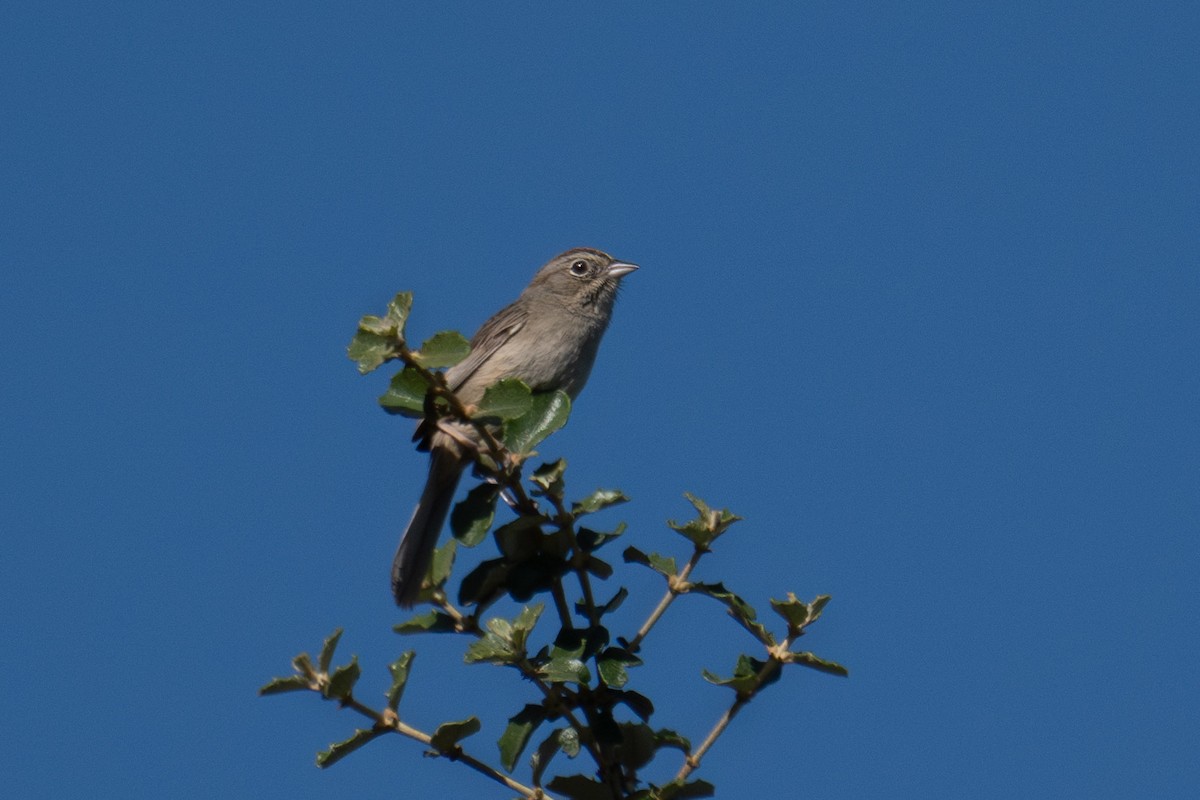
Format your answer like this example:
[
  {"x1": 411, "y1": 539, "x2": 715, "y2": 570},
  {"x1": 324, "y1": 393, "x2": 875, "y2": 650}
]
[{"x1": 392, "y1": 247, "x2": 638, "y2": 606}]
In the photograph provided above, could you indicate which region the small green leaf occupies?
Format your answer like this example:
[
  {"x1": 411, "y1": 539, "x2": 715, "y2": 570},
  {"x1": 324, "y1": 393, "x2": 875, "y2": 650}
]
[
  {"x1": 614, "y1": 722, "x2": 658, "y2": 771},
  {"x1": 258, "y1": 675, "x2": 312, "y2": 695},
  {"x1": 498, "y1": 704, "x2": 546, "y2": 772},
  {"x1": 430, "y1": 716, "x2": 481, "y2": 752},
  {"x1": 316, "y1": 727, "x2": 382, "y2": 768},
  {"x1": 578, "y1": 522, "x2": 627, "y2": 552},
  {"x1": 450, "y1": 483, "x2": 500, "y2": 547},
  {"x1": 385, "y1": 291, "x2": 414, "y2": 330},
  {"x1": 504, "y1": 390, "x2": 571, "y2": 454},
  {"x1": 691, "y1": 582, "x2": 775, "y2": 646},
  {"x1": 785, "y1": 651, "x2": 849, "y2": 677},
  {"x1": 623, "y1": 546, "x2": 677, "y2": 578},
  {"x1": 770, "y1": 593, "x2": 832, "y2": 632},
  {"x1": 494, "y1": 516, "x2": 544, "y2": 560},
  {"x1": 701, "y1": 654, "x2": 782, "y2": 695},
  {"x1": 511, "y1": 603, "x2": 545, "y2": 652},
  {"x1": 653, "y1": 728, "x2": 690, "y2": 754},
  {"x1": 474, "y1": 378, "x2": 533, "y2": 420},
  {"x1": 531, "y1": 458, "x2": 568, "y2": 498},
  {"x1": 378, "y1": 365, "x2": 431, "y2": 416},
  {"x1": 547, "y1": 775, "x2": 610, "y2": 800},
  {"x1": 386, "y1": 651, "x2": 416, "y2": 711},
  {"x1": 539, "y1": 654, "x2": 591, "y2": 685},
  {"x1": 457, "y1": 557, "x2": 508, "y2": 606},
  {"x1": 318, "y1": 628, "x2": 343, "y2": 674},
  {"x1": 597, "y1": 647, "x2": 643, "y2": 689},
  {"x1": 393, "y1": 610, "x2": 459, "y2": 635},
  {"x1": 325, "y1": 656, "x2": 361, "y2": 701},
  {"x1": 292, "y1": 652, "x2": 316, "y2": 679},
  {"x1": 667, "y1": 493, "x2": 742, "y2": 549},
  {"x1": 572, "y1": 488, "x2": 629, "y2": 516},
  {"x1": 428, "y1": 539, "x2": 457, "y2": 587},
  {"x1": 531, "y1": 728, "x2": 581, "y2": 787},
  {"x1": 412, "y1": 330, "x2": 471, "y2": 369}
]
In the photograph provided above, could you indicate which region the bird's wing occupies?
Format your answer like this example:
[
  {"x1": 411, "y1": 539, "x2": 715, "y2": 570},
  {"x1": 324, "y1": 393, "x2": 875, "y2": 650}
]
[{"x1": 445, "y1": 300, "x2": 528, "y2": 392}]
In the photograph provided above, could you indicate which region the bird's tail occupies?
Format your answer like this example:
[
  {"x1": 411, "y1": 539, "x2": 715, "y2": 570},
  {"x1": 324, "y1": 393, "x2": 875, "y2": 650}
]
[{"x1": 392, "y1": 446, "x2": 464, "y2": 607}]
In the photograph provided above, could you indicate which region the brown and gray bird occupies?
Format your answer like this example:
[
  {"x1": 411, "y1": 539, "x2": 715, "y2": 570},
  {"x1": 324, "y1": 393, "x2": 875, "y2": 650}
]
[{"x1": 392, "y1": 247, "x2": 638, "y2": 606}]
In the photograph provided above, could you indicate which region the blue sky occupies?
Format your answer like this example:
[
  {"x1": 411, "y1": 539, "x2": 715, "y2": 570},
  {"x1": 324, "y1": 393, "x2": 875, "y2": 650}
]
[{"x1": 3, "y1": 2, "x2": 1197, "y2": 798}]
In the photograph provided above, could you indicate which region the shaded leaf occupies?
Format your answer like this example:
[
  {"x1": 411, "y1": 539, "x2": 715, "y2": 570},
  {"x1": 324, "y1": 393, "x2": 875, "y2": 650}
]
[
  {"x1": 378, "y1": 365, "x2": 431, "y2": 417},
  {"x1": 457, "y1": 557, "x2": 508, "y2": 606},
  {"x1": 701, "y1": 654, "x2": 782, "y2": 695},
  {"x1": 624, "y1": 546, "x2": 677, "y2": 578},
  {"x1": 412, "y1": 330, "x2": 471, "y2": 369},
  {"x1": 393, "y1": 610, "x2": 458, "y2": 635},
  {"x1": 614, "y1": 722, "x2": 657, "y2": 770},
  {"x1": 539, "y1": 654, "x2": 591, "y2": 685},
  {"x1": 494, "y1": 516, "x2": 543, "y2": 560},
  {"x1": 498, "y1": 704, "x2": 546, "y2": 773},
  {"x1": 578, "y1": 522, "x2": 627, "y2": 552},
  {"x1": 532, "y1": 727, "x2": 581, "y2": 787},
  {"x1": 531, "y1": 458, "x2": 568, "y2": 498},
  {"x1": 785, "y1": 651, "x2": 850, "y2": 677},
  {"x1": 386, "y1": 651, "x2": 416, "y2": 711},
  {"x1": 653, "y1": 728, "x2": 690, "y2": 754},
  {"x1": 691, "y1": 582, "x2": 775, "y2": 646},
  {"x1": 318, "y1": 629, "x2": 343, "y2": 674},
  {"x1": 474, "y1": 378, "x2": 533, "y2": 420},
  {"x1": 583, "y1": 555, "x2": 613, "y2": 579},
  {"x1": 572, "y1": 488, "x2": 629, "y2": 516},
  {"x1": 325, "y1": 656, "x2": 360, "y2": 701},
  {"x1": 316, "y1": 727, "x2": 382, "y2": 768},
  {"x1": 450, "y1": 483, "x2": 501, "y2": 547},
  {"x1": 504, "y1": 390, "x2": 571, "y2": 454},
  {"x1": 258, "y1": 675, "x2": 312, "y2": 696},
  {"x1": 547, "y1": 775, "x2": 610, "y2": 800},
  {"x1": 614, "y1": 689, "x2": 655, "y2": 722},
  {"x1": 430, "y1": 716, "x2": 481, "y2": 752},
  {"x1": 656, "y1": 779, "x2": 716, "y2": 799},
  {"x1": 597, "y1": 647, "x2": 643, "y2": 689}
]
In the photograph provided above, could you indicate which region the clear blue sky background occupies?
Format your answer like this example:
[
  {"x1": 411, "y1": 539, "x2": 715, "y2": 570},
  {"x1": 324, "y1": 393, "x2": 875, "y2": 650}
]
[{"x1": 3, "y1": 3, "x2": 1196, "y2": 798}]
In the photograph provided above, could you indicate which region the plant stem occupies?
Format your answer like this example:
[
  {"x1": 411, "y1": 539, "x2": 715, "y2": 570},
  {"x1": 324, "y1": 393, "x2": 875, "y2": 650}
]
[{"x1": 626, "y1": 546, "x2": 705, "y2": 653}]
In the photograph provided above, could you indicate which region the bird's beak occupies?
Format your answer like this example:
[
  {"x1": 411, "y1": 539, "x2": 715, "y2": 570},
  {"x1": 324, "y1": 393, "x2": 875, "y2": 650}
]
[{"x1": 606, "y1": 262, "x2": 639, "y2": 278}]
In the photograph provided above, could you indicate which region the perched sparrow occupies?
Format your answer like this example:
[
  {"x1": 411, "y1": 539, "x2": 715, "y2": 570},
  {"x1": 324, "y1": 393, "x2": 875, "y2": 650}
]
[{"x1": 392, "y1": 248, "x2": 638, "y2": 606}]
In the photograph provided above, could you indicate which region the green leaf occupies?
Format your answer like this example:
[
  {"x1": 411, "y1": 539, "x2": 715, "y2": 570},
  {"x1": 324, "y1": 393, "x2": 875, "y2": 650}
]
[
  {"x1": 430, "y1": 716, "x2": 482, "y2": 752},
  {"x1": 428, "y1": 539, "x2": 456, "y2": 588},
  {"x1": 770, "y1": 593, "x2": 832, "y2": 632},
  {"x1": 457, "y1": 557, "x2": 508, "y2": 606},
  {"x1": 411, "y1": 330, "x2": 471, "y2": 369},
  {"x1": 498, "y1": 704, "x2": 546, "y2": 773},
  {"x1": 597, "y1": 647, "x2": 643, "y2": 689},
  {"x1": 653, "y1": 728, "x2": 690, "y2": 754},
  {"x1": 539, "y1": 654, "x2": 591, "y2": 685},
  {"x1": 690, "y1": 582, "x2": 775, "y2": 646},
  {"x1": 578, "y1": 522, "x2": 627, "y2": 552},
  {"x1": 325, "y1": 656, "x2": 360, "y2": 701},
  {"x1": 394, "y1": 610, "x2": 459, "y2": 635},
  {"x1": 701, "y1": 654, "x2": 782, "y2": 695},
  {"x1": 667, "y1": 493, "x2": 742, "y2": 549},
  {"x1": 318, "y1": 628, "x2": 343, "y2": 674},
  {"x1": 572, "y1": 488, "x2": 629, "y2": 516},
  {"x1": 623, "y1": 546, "x2": 677, "y2": 578},
  {"x1": 547, "y1": 775, "x2": 610, "y2": 800},
  {"x1": 385, "y1": 291, "x2": 414, "y2": 330},
  {"x1": 531, "y1": 458, "x2": 568, "y2": 498},
  {"x1": 614, "y1": 722, "x2": 658, "y2": 771},
  {"x1": 450, "y1": 483, "x2": 500, "y2": 547},
  {"x1": 464, "y1": 629, "x2": 518, "y2": 665},
  {"x1": 378, "y1": 365, "x2": 431, "y2": 416},
  {"x1": 785, "y1": 651, "x2": 849, "y2": 677},
  {"x1": 503, "y1": 390, "x2": 571, "y2": 454},
  {"x1": 474, "y1": 378, "x2": 533, "y2": 421},
  {"x1": 347, "y1": 292, "x2": 411, "y2": 374},
  {"x1": 316, "y1": 727, "x2": 382, "y2": 768},
  {"x1": 385, "y1": 651, "x2": 416, "y2": 711},
  {"x1": 494, "y1": 516, "x2": 544, "y2": 560},
  {"x1": 258, "y1": 675, "x2": 312, "y2": 695},
  {"x1": 511, "y1": 603, "x2": 545, "y2": 652},
  {"x1": 532, "y1": 728, "x2": 581, "y2": 787}
]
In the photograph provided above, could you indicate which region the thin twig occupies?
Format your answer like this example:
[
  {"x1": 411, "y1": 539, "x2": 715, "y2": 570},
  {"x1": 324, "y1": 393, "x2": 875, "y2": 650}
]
[{"x1": 626, "y1": 546, "x2": 706, "y2": 653}]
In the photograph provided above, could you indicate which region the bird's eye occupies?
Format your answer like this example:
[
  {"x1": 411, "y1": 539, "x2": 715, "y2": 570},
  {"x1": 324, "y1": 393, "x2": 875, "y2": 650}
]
[{"x1": 569, "y1": 260, "x2": 589, "y2": 276}]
